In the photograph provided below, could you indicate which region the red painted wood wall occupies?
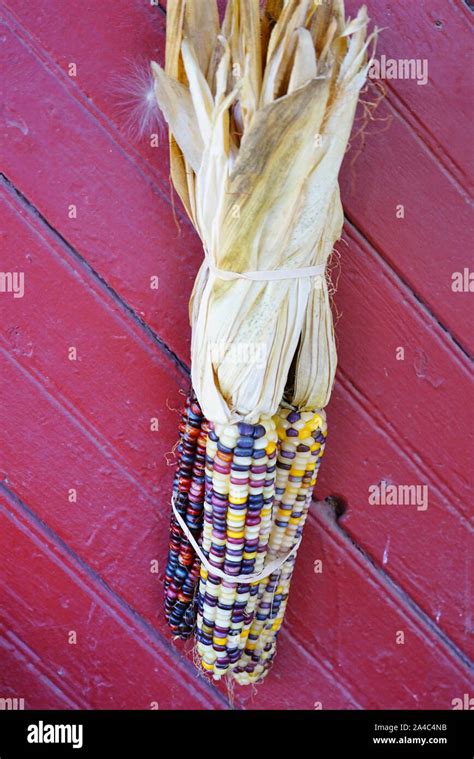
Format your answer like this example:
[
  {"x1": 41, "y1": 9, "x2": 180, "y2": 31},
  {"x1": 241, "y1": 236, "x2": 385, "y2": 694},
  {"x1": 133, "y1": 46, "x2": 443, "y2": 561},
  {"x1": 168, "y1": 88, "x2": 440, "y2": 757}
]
[{"x1": 1, "y1": 0, "x2": 472, "y2": 710}]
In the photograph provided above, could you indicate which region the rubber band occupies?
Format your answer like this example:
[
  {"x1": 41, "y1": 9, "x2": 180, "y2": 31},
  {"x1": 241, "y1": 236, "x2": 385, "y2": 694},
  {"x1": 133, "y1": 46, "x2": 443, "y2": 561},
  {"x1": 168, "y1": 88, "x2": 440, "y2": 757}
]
[{"x1": 171, "y1": 495, "x2": 301, "y2": 584}]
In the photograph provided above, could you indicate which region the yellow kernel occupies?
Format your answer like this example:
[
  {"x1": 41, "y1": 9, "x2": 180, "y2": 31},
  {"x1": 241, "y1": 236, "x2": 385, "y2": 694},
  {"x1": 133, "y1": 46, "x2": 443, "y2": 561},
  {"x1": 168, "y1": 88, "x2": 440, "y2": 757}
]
[{"x1": 227, "y1": 529, "x2": 244, "y2": 539}]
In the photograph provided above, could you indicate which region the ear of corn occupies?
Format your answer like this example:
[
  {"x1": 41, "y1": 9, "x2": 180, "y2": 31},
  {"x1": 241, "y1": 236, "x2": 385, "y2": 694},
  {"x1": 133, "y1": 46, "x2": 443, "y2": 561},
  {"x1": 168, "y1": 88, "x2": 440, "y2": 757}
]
[
  {"x1": 164, "y1": 394, "x2": 207, "y2": 638},
  {"x1": 154, "y1": 0, "x2": 376, "y2": 683},
  {"x1": 196, "y1": 417, "x2": 278, "y2": 678},
  {"x1": 231, "y1": 406, "x2": 327, "y2": 683}
]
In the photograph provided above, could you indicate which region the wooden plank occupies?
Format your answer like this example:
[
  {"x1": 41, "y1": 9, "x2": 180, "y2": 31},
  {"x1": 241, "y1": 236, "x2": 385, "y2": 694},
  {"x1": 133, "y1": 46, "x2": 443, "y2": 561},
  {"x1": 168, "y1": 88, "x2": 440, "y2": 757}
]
[
  {"x1": 336, "y1": 225, "x2": 472, "y2": 515},
  {"x1": 0, "y1": 345, "x2": 181, "y2": 635},
  {"x1": 2, "y1": 186, "x2": 470, "y2": 658},
  {"x1": 288, "y1": 502, "x2": 472, "y2": 709},
  {"x1": 233, "y1": 628, "x2": 362, "y2": 710},
  {"x1": 2, "y1": 3, "x2": 472, "y2": 351},
  {"x1": 0, "y1": 19, "x2": 200, "y2": 363},
  {"x1": 345, "y1": 0, "x2": 473, "y2": 186},
  {"x1": 0, "y1": 185, "x2": 189, "y2": 493},
  {"x1": 0, "y1": 629, "x2": 80, "y2": 709},
  {"x1": 340, "y1": 96, "x2": 473, "y2": 355},
  {"x1": 0, "y1": 489, "x2": 226, "y2": 710},
  {"x1": 316, "y1": 382, "x2": 473, "y2": 659}
]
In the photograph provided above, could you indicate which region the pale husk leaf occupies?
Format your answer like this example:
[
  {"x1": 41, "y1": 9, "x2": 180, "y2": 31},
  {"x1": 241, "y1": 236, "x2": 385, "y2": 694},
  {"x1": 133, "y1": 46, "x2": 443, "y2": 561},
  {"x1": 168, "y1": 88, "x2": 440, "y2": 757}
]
[{"x1": 153, "y1": 0, "x2": 375, "y2": 423}]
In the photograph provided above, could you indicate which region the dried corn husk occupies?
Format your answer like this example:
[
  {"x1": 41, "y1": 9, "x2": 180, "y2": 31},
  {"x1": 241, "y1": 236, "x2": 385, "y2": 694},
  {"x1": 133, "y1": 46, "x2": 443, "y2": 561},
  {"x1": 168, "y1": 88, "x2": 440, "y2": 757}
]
[{"x1": 152, "y1": 0, "x2": 375, "y2": 425}]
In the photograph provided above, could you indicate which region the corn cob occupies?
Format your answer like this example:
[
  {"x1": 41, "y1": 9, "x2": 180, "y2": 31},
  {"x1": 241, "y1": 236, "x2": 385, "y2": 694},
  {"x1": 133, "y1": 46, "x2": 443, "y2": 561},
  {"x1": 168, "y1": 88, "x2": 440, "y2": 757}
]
[
  {"x1": 232, "y1": 406, "x2": 327, "y2": 683},
  {"x1": 164, "y1": 393, "x2": 208, "y2": 638},
  {"x1": 196, "y1": 417, "x2": 278, "y2": 678}
]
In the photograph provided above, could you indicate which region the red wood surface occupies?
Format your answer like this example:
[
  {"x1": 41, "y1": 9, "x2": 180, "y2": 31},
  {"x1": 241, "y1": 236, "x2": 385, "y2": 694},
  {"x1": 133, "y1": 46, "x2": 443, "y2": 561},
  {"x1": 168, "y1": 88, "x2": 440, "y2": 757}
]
[{"x1": 1, "y1": 0, "x2": 472, "y2": 710}]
